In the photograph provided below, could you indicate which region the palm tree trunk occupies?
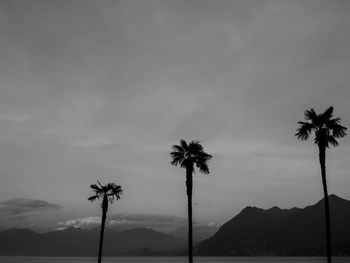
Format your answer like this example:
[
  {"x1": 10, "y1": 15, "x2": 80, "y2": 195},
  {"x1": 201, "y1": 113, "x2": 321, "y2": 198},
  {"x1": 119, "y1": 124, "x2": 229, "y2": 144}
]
[
  {"x1": 319, "y1": 145, "x2": 332, "y2": 263},
  {"x1": 98, "y1": 197, "x2": 108, "y2": 263},
  {"x1": 186, "y1": 165, "x2": 193, "y2": 263}
]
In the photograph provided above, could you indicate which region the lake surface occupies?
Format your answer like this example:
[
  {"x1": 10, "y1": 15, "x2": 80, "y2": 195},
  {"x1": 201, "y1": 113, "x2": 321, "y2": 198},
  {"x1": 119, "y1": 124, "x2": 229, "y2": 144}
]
[{"x1": 0, "y1": 257, "x2": 349, "y2": 263}]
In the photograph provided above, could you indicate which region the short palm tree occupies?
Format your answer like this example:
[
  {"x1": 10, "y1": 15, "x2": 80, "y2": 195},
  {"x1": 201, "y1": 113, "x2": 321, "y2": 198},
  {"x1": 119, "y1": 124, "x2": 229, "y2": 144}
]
[
  {"x1": 296, "y1": 106, "x2": 347, "y2": 263},
  {"x1": 88, "y1": 181, "x2": 123, "y2": 263},
  {"x1": 170, "y1": 139, "x2": 212, "y2": 263}
]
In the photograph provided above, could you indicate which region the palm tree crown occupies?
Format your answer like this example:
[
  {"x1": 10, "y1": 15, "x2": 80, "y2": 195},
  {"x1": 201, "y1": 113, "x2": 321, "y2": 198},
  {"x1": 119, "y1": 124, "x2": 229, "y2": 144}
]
[
  {"x1": 170, "y1": 139, "x2": 211, "y2": 263},
  {"x1": 88, "y1": 181, "x2": 122, "y2": 263},
  {"x1": 88, "y1": 181, "x2": 123, "y2": 209},
  {"x1": 170, "y1": 139, "x2": 212, "y2": 173},
  {"x1": 296, "y1": 106, "x2": 347, "y2": 147},
  {"x1": 296, "y1": 106, "x2": 347, "y2": 263}
]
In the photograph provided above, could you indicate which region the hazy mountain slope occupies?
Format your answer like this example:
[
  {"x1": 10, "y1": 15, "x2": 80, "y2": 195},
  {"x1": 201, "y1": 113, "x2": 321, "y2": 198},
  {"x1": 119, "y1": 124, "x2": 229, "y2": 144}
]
[{"x1": 0, "y1": 227, "x2": 184, "y2": 256}]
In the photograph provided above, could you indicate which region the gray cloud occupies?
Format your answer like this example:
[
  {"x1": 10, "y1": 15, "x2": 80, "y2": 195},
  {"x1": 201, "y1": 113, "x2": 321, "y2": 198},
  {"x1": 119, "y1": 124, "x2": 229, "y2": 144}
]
[
  {"x1": 109, "y1": 214, "x2": 187, "y2": 227},
  {"x1": 57, "y1": 213, "x2": 186, "y2": 231},
  {"x1": 57, "y1": 213, "x2": 219, "y2": 240},
  {"x1": 0, "y1": 198, "x2": 61, "y2": 217}
]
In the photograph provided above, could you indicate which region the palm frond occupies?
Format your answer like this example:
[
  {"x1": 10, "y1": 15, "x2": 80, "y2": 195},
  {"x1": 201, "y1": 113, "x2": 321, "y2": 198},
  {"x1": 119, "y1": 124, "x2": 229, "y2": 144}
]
[
  {"x1": 170, "y1": 150, "x2": 184, "y2": 159},
  {"x1": 170, "y1": 142, "x2": 186, "y2": 166},
  {"x1": 325, "y1": 117, "x2": 341, "y2": 128},
  {"x1": 180, "y1": 158, "x2": 189, "y2": 169},
  {"x1": 105, "y1": 183, "x2": 117, "y2": 190},
  {"x1": 170, "y1": 152, "x2": 184, "y2": 166},
  {"x1": 295, "y1": 121, "x2": 314, "y2": 140},
  {"x1": 88, "y1": 195, "x2": 100, "y2": 202},
  {"x1": 107, "y1": 195, "x2": 115, "y2": 204},
  {"x1": 90, "y1": 184, "x2": 102, "y2": 193},
  {"x1": 327, "y1": 135, "x2": 339, "y2": 147},
  {"x1": 111, "y1": 186, "x2": 123, "y2": 198},
  {"x1": 191, "y1": 142, "x2": 212, "y2": 174},
  {"x1": 188, "y1": 140, "x2": 203, "y2": 153},
  {"x1": 197, "y1": 162, "x2": 210, "y2": 174},
  {"x1": 108, "y1": 193, "x2": 121, "y2": 200},
  {"x1": 304, "y1": 108, "x2": 318, "y2": 122},
  {"x1": 179, "y1": 139, "x2": 188, "y2": 150},
  {"x1": 325, "y1": 118, "x2": 347, "y2": 138},
  {"x1": 172, "y1": 145, "x2": 184, "y2": 153},
  {"x1": 97, "y1": 180, "x2": 104, "y2": 189},
  {"x1": 170, "y1": 159, "x2": 179, "y2": 166},
  {"x1": 198, "y1": 151, "x2": 213, "y2": 161},
  {"x1": 332, "y1": 124, "x2": 347, "y2": 138},
  {"x1": 323, "y1": 106, "x2": 334, "y2": 120}
]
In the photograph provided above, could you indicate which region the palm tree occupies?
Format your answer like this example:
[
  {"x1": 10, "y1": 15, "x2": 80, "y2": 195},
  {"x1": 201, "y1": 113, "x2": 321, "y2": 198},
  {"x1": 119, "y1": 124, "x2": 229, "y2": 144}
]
[
  {"x1": 88, "y1": 181, "x2": 123, "y2": 263},
  {"x1": 296, "y1": 106, "x2": 347, "y2": 263},
  {"x1": 170, "y1": 139, "x2": 212, "y2": 263}
]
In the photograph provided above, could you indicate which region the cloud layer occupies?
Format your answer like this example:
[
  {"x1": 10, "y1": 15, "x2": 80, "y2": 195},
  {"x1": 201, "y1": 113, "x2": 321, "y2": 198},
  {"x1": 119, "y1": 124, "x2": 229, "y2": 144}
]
[
  {"x1": 0, "y1": 198, "x2": 62, "y2": 230},
  {"x1": 0, "y1": 198, "x2": 61, "y2": 216},
  {"x1": 58, "y1": 214, "x2": 187, "y2": 231},
  {"x1": 57, "y1": 213, "x2": 219, "y2": 240}
]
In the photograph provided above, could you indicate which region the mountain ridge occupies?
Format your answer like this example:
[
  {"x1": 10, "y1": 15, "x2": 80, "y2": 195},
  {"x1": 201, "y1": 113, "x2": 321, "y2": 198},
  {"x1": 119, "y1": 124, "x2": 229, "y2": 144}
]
[
  {"x1": 2, "y1": 195, "x2": 350, "y2": 256},
  {"x1": 0, "y1": 226, "x2": 185, "y2": 256},
  {"x1": 196, "y1": 194, "x2": 350, "y2": 256}
]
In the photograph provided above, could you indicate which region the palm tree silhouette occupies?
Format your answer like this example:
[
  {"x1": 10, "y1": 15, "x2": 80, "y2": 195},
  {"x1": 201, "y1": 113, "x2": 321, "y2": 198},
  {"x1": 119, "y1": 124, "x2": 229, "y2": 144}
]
[
  {"x1": 296, "y1": 106, "x2": 347, "y2": 263},
  {"x1": 170, "y1": 139, "x2": 212, "y2": 263},
  {"x1": 88, "y1": 181, "x2": 123, "y2": 263}
]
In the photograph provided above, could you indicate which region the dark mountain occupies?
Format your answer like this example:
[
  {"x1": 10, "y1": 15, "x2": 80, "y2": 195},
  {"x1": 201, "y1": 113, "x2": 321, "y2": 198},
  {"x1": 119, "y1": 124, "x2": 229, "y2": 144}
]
[
  {"x1": 169, "y1": 225, "x2": 217, "y2": 242},
  {"x1": 196, "y1": 195, "x2": 350, "y2": 256},
  {"x1": 0, "y1": 227, "x2": 185, "y2": 256}
]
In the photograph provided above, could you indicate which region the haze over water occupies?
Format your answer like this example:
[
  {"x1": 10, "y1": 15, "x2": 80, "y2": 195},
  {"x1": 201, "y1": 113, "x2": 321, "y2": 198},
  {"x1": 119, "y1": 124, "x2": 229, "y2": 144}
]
[{"x1": 1, "y1": 257, "x2": 350, "y2": 263}]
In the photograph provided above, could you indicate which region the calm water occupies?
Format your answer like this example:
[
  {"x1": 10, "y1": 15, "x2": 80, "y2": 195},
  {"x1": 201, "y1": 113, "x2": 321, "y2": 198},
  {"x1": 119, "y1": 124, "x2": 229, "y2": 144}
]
[{"x1": 0, "y1": 257, "x2": 349, "y2": 263}]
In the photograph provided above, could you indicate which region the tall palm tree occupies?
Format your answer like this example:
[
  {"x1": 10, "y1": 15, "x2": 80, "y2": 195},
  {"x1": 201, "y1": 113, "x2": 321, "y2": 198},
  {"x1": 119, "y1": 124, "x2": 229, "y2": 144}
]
[
  {"x1": 296, "y1": 106, "x2": 347, "y2": 263},
  {"x1": 88, "y1": 181, "x2": 123, "y2": 263},
  {"x1": 170, "y1": 139, "x2": 212, "y2": 263}
]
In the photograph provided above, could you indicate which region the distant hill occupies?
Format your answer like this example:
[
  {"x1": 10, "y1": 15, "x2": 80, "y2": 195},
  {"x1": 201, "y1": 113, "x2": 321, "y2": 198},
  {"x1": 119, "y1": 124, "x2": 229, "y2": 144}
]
[
  {"x1": 196, "y1": 194, "x2": 350, "y2": 256},
  {"x1": 3, "y1": 195, "x2": 350, "y2": 256},
  {"x1": 0, "y1": 227, "x2": 185, "y2": 256}
]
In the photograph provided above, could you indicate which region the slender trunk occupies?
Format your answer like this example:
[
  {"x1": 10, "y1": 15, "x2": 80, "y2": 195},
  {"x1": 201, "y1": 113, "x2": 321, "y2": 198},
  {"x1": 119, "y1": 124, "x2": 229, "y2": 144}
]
[
  {"x1": 98, "y1": 196, "x2": 108, "y2": 263},
  {"x1": 186, "y1": 165, "x2": 193, "y2": 263},
  {"x1": 319, "y1": 144, "x2": 332, "y2": 263}
]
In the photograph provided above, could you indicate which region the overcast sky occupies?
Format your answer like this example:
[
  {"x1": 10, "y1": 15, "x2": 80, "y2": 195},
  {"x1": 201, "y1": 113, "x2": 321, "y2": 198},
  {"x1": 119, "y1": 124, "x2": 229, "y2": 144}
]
[{"x1": 0, "y1": 0, "x2": 350, "y2": 232}]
